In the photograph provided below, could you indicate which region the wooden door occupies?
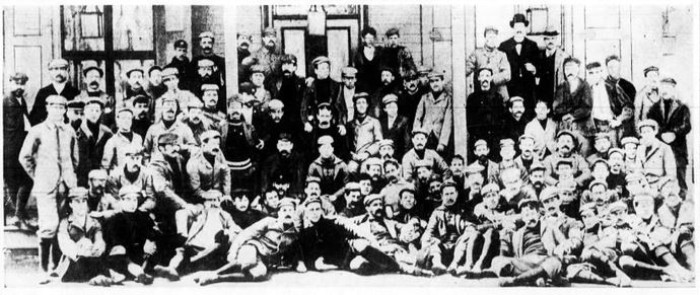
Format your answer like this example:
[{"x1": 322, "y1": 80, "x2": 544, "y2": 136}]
[{"x1": 571, "y1": 5, "x2": 632, "y2": 78}]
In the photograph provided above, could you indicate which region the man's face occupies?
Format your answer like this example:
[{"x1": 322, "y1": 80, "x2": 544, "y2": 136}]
[
  {"x1": 592, "y1": 164, "x2": 610, "y2": 181},
  {"x1": 639, "y1": 127, "x2": 656, "y2": 146},
  {"x1": 317, "y1": 108, "x2": 333, "y2": 127},
  {"x1": 591, "y1": 185, "x2": 607, "y2": 205},
  {"x1": 49, "y1": 65, "x2": 69, "y2": 83},
  {"x1": 594, "y1": 138, "x2": 611, "y2": 154},
  {"x1": 237, "y1": 36, "x2": 251, "y2": 51},
  {"x1": 379, "y1": 145, "x2": 395, "y2": 160},
  {"x1": 368, "y1": 165, "x2": 382, "y2": 179},
  {"x1": 387, "y1": 34, "x2": 400, "y2": 48},
  {"x1": 400, "y1": 192, "x2": 416, "y2": 210},
  {"x1": 478, "y1": 70, "x2": 493, "y2": 91},
  {"x1": 251, "y1": 73, "x2": 265, "y2": 87},
  {"x1": 474, "y1": 145, "x2": 489, "y2": 159},
  {"x1": 560, "y1": 188, "x2": 576, "y2": 203},
  {"x1": 623, "y1": 143, "x2": 637, "y2": 157},
  {"x1": 500, "y1": 146, "x2": 516, "y2": 161},
  {"x1": 557, "y1": 135, "x2": 574, "y2": 155},
  {"x1": 483, "y1": 192, "x2": 499, "y2": 210},
  {"x1": 404, "y1": 77, "x2": 419, "y2": 92},
  {"x1": 544, "y1": 35, "x2": 557, "y2": 50},
  {"x1": 468, "y1": 173, "x2": 484, "y2": 191},
  {"x1": 484, "y1": 31, "x2": 498, "y2": 49},
  {"x1": 429, "y1": 181, "x2": 442, "y2": 196},
  {"x1": 345, "y1": 190, "x2": 361, "y2": 207},
  {"x1": 586, "y1": 67, "x2": 604, "y2": 85},
  {"x1": 282, "y1": 62, "x2": 296, "y2": 77},
  {"x1": 359, "y1": 180, "x2": 372, "y2": 196},
  {"x1": 606, "y1": 60, "x2": 621, "y2": 80},
  {"x1": 512, "y1": 22, "x2": 527, "y2": 42},
  {"x1": 203, "y1": 91, "x2": 218, "y2": 110},
  {"x1": 160, "y1": 143, "x2": 180, "y2": 158},
  {"x1": 659, "y1": 83, "x2": 675, "y2": 100},
  {"x1": 124, "y1": 152, "x2": 142, "y2": 172},
  {"x1": 534, "y1": 102, "x2": 549, "y2": 120},
  {"x1": 521, "y1": 206, "x2": 540, "y2": 228},
  {"x1": 417, "y1": 168, "x2": 431, "y2": 182},
  {"x1": 557, "y1": 164, "x2": 573, "y2": 180},
  {"x1": 385, "y1": 164, "x2": 400, "y2": 180},
  {"x1": 367, "y1": 200, "x2": 384, "y2": 219},
  {"x1": 633, "y1": 197, "x2": 655, "y2": 220},
  {"x1": 502, "y1": 173, "x2": 522, "y2": 195},
  {"x1": 9, "y1": 79, "x2": 26, "y2": 97},
  {"x1": 269, "y1": 106, "x2": 284, "y2": 122},
  {"x1": 234, "y1": 196, "x2": 250, "y2": 212},
  {"x1": 265, "y1": 191, "x2": 280, "y2": 209},
  {"x1": 164, "y1": 75, "x2": 179, "y2": 90},
  {"x1": 384, "y1": 102, "x2": 398, "y2": 118},
  {"x1": 46, "y1": 102, "x2": 67, "y2": 122},
  {"x1": 188, "y1": 107, "x2": 203, "y2": 124},
  {"x1": 198, "y1": 64, "x2": 214, "y2": 79},
  {"x1": 306, "y1": 203, "x2": 323, "y2": 223},
  {"x1": 646, "y1": 71, "x2": 660, "y2": 88},
  {"x1": 581, "y1": 210, "x2": 598, "y2": 229},
  {"x1": 149, "y1": 70, "x2": 162, "y2": 86},
  {"x1": 509, "y1": 101, "x2": 525, "y2": 121},
  {"x1": 133, "y1": 102, "x2": 149, "y2": 119},
  {"x1": 520, "y1": 139, "x2": 535, "y2": 160},
  {"x1": 120, "y1": 194, "x2": 139, "y2": 213},
  {"x1": 362, "y1": 33, "x2": 376, "y2": 47},
  {"x1": 318, "y1": 143, "x2": 334, "y2": 158},
  {"x1": 564, "y1": 62, "x2": 579, "y2": 80},
  {"x1": 263, "y1": 35, "x2": 276, "y2": 50},
  {"x1": 278, "y1": 204, "x2": 296, "y2": 225},
  {"x1": 128, "y1": 72, "x2": 144, "y2": 88},
  {"x1": 202, "y1": 136, "x2": 221, "y2": 156},
  {"x1": 70, "y1": 197, "x2": 89, "y2": 216},
  {"x1": 162, "y1": 100, "x2": 178, "y2": 121},
  {"x1": 274, "y1": 182, "x2": 290, "y2": 197},
  {"x1": 412, "y1": 134, "x2": 427, "y2": 151},
  {"x1": 277, "y1": 139, "x2": 293, "y2": 157},
  {"x1": 174, "y1": 47, "x2": 188, "y2": 60},
  {"x1": 450, "y1": 159, "x2": 464, "y2": 176},
  {"x1": 609, "y1": 207, "x2": 628, "y2": 227},
  {"x1": 529, "y1": 170, "x2": 544, "y2": 189},
  {"x1": 116, "y1": 111, "x2": 133, "y2": 133},
  {"x1": 200, "y1": 37, "x2": 214, "y2": 55},
  {"x1": 84, "y1": 103, "x2": 102, "y2": 123},
  {"x1": 381, "y1": 71, "x2": 394, "y2": 86},
  {"x1": 429, "y1": 77, "x2": 444, "y2": 93},
  {"x1": 342, "y1": 75, "x2": 357, "y2": 89},
  {"x1": 305, "y1": 183, "x2": 321, "y2": 198},
  {"x1": 355, "y1": 99, "x2": 368, "y2": 115},
  {"x1": 441, "y1": 187, "x2": 458, "y2": 207},
  {"x1": 89, "y1": 177, "x2": 106, "y2": 196},
  {"x1": 542, "y1": 196, "x2": 561, "y2": 215},
  {"x1": 608, "y1": 153, "x2": 624, "y2": 172},
  {"x1": 85, "y1": 70, "x2": 102, "y2": 92},
  {"x1": 315, "y1": 63, "x2": 330, "y2": 80}
]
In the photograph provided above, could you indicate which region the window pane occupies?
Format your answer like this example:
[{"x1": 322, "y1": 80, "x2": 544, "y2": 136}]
[
  {"x1": 113, "y1": 6, "x2": 154, "y2": 51},
  {"x1": 114, "y1": 59, "x2": 155, "y2": 108},
  {"x1": 63, "y1": 5, "x2": 105, "y2": 51}
]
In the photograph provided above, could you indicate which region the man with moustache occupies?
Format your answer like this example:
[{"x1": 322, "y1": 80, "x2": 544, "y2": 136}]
[
  {"x1": 101, "y1": 108, "x2": 143, "y2": 174},
  {"x1": 153, "y1": 67, "x2": 198, "y2": 123},
  {"x1": 469, "y1": 139, "x2": 500, "y2": 185},
  {"x1": 514, "y1": 134, "x2": 538, "y2": 180},
  {"x1": 130, "y1": 95, "x2": 152, "y2": 138},
  {"x1": 499, "y1": 14, "x2": 540, "y2": 117},
  {"x1": 380, "y1": 95, "x2": 411, "y2": 159},
  {"x1": 378, "y1": 139, "x2": 398, "y2": 162},
  {"x1": 353, "y1": 27, "x2": 383, "y2": 93},
  {"x1": 271, "y1": 54, "x2": 305, "y2": 125},
  {"x1": 122, "y1": 68, "x2": 149, "y2": 109},
  {"x1": 146, "y1": 66, "x2": 168, "y2": 103},
  {"x1": 413, "y1": 71, "x2": 453, "y2": 154},
  {"x1": 65, "y1": 100, "x2": 85, "y2": 131},
  {"x1": 380, "y1": 28, "x2": 416, "y2": 79},
  {"x1": 29, "y1": 59, "x2": 81, "y2": 125},
  {"x1": 237, "y1": 34, "x2": 252, "y2": 84},
  {"x1": 542, "y1": 131, "x2": 591, "y2": 188},
  {"x1": 502, "y1": 96, "x2": 529, "y2": 143},
  {"x1": 190, "y1": 59, "x2": 224, "y2": 109},
  {"x1": 4, "y1": 73, "x2": 34, "y2": 228},
  {"x1": 76, "y1": 98, "x2": 113, "y2": 187},
  {"x1": 338, "y1": 182, "x2": 366, "y2": 218},
  {"x1": 397, "y1": 71, "x2": 423, "y2": 126},
  {"x1": 106, "y1": 144, "x2": 151, "y2": 204},
  {"x1": 186, "y1": 130, "x2": 231, "y2": 202},
  {"x1": 260, "y1": 133, "x2": 307, "y2": 199},
  {"x1": 190, "y1": 32, "x2": 226, "y2": 103},
  {"x1": 305, "y1": 103, "x2": 350, "y2": 163},
  {"x1": 335, "y1": 67, "x2": 359, "y2": 125},
  {"x1": 258, "y1": 100, "x2": 301, "y2": 159},
  {"x1": 302, "y1": 56, "x2": 343, "y2": 135},
  {"x1": 85, "y1": 169, "x2": 119, "y2": 219},
  {"x1": 166, "y1": 40, "x2": 191, "y2": 90},
  {"x1": 536, "y1": 27, "x2": 570, "y2": 107},
  {"x1": 634, "y1": 66, "x2": 661, "y2": 126},
  {"x1": 200, "y1": 84, "x2": 226, "y2": 126},
  {"x1": 371, "y1": 68, "x2": 401, "y2": 118},
  {"x1": 143, "y1": 95, "x2": 197, "y2": 159},
  {"x1": 77, "y1": 67, "x2": 116, "y2": 128},
  {"x1": 180, "y1": 99, "x2": 213, "y2": 146},
  {"x1": 465, "y1": 26, "x2": 511, "y2": 101},
  {"x1": 243, "y1": 27, "x2": 283, "y2": 90},
  {"x1": 525, "y1": 162, "x2": 546, "y2": 196},
  {"x1": 402, "y1": 127, "x2": 449, "y2": 181},
  {"x1": 466, "y1": 68, "x2": 507, "y2": 155},
  {"x1": 553, "y1": 57, "x2": 595, "y2": 156},
  {"x1": 380, "y1": 159, "x2": 412, "y2": 216}
]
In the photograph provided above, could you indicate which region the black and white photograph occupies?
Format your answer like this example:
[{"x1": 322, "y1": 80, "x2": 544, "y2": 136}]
[{"x1": 2, "y1": 1, "x2": 699, "y2": 291}]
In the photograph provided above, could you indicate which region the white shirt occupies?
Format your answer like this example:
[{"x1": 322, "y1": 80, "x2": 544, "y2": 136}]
[
  {"x1": 591, "y1": 82, "x2": 614, "y2": 121},
  {"x1": 343, "y1": 86, "x2": 355, "y2": 121},
  {"x1": 241, "y1": 106, "x2": 253, "y2": 125},
  {"x1": 52, "y1": 81, "x2": 66, "y2": 94}
]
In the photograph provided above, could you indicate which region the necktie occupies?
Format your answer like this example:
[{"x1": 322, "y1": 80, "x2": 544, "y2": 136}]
[{"x1": 55, "y1": 124, "x2": 63, "y2": 180}]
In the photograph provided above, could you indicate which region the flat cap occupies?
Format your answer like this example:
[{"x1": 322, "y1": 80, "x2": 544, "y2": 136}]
[
  {"x1": 200, "y1": 130, "x2": 221, "y2": 142},
  {"x1": 161, "y1": 67, "x2": 179, "y2": 78},
  {"x1": 509, "y1": 96, "x2": 525, "y2": 104},
  {"x1": 417, "y1": 65, "x2": 432, "y2": 74},
  {"x1": 197, "y1": 59, "x2": 215, "y2": 68},
  {"x1": 239, "y1": 82, "x2": 255, "y2": 95},
  {"x1": 588, "y1": 179, "x2": 608, "y2": 190},
  {"x1": 126, "y1": 68, "x2": 144, "y2": 78},
  {"x1": 518, "y1": 198, "x2": 540, "y2": 210},
  {"x1": 345, "y1": 182, "x2": 361, "y2": 191},
  {"x1": 643, "y1": 66, "x2": 659, "y2": 76},
  {"x1": 119, "y1": 185, "x2": 143, "y2": 199},
  {"x1": 278, "y1": 132, "x2": 293, "y2": 142},
  {"x1": 9, "y1": 72, "x2": 28, "y2": 83},
  {"x1": 83, "y1": 66, "x2": 104, "y2": 77},
  {"x1": 500, "y1": 138, "x2": 515, "y2": 149},
  {"x1": 382, "y1": 94, "x2": 399, "y2": 105},
  {"x1": 68, "y1": 187, "x2": 89, "y2": 199},
  {"x1": 543, "y1": 25, "x2": 559, "y2": 36},
  {"x1": 539, "y1": 186, "x2": 559, "y2": 202},
  {"x1": 556, "y1": 130, "x2": 578, "y2": 144},
  {"x1": 157, "y1": 133, "x2": 179, "y2": 145},
  {"x1": 481, "y1": 183, "x2": 500, "y2": 195},
  {"x1": 465, "y1": 163, "x2": 485, "y2": 174},
  {"x1": 123, "y1": 144, "x2": 142, "y2": 156},
  {"x1": 268, "y1": 99, "x2": 284, "y2": 110},
  {"x1": 174, "y1": 39, "x2": 188, "y2": 48},
  {"x1": 304, "y1": 196, "x2": 323, "y2": 207},
  {"x1": 518, "y1": 134, "x2": 535, "y2": 144},
  {"x1": 415, "y1": 159, "x2": 432, "y2": 169},
  {"x1": 364, "y1": 194, "x2": 384, "y2": 207},
  {"x1": 385, "y1": 27, "x2": 400, "y2": 37},
  {"x1": 427, "y1": 70, "x2": 445, "y2": 79},
  {"x1": 311, "y1": 56, "x2": 331, "y2": 67},
  {"x1": 399, "y1": 186, "x2": 416, "y2": 196},
  {"x1": 250, "y1": 64, "x2": 265, "y2": 74},
  {"x1": 441, "y1": 180, "x2": 458, "y2": 191},
  {"x1": 412, "y1": 127, "x2": 429, "y2": 137},
  {"x1": 306, "y1": 176, "x2": 321, "y2": 185},
  {"x1": 201, "y1": 84, "x2": 219, "y2": 92},
  {"x1": 660, "y1": 77, "x2": 677, "y2": 85},
  {"x1": 202, "y1": 190, "x2": 223, "y2": 200},
  {"x1": 484, "y1": 26, "x2": 499, "y2": 35},
  {"x1": 67, "y1": 99, "x2": 85, "y2": 109},
  {"x1": 317, "y1": 135, "x2": 334, "y2": 146},
  {"x1": 198, "y1": 31, "x2": 215, "y2": 40},
  {"x1": 187, "y1": 98, "x2": 204, "y2": 109},
  {"x1": 279, "y1": 197, "x2": 297, "y2": 209},
  {"x1": 608, "y1": 148, "x2": 624, "y2": 157},
  {"x1": 379, "y1": 139, "x2": 394, "y2": 148},
  {"x1": 364, "y1": 157, "x2": 383, "y2": 167},
  {"x1": 48, "y1": 59, "x2": 69, "y2": 69},
  {"x1": 529, "y1": 161, "x2": 546, "y2": 173},
  {"x1": 317, "y1": 101, "x2": 332, "y2": 109},
  {"x1": 85, "y1": 97, "x2": 105, "y2": 108},
  {"x1": 638, "y1": 119, "x2": 658, "y2": 132},
  {"x1": 620, "y1": 136, "x2": 639, "y2": 146},
  {"x1": 88, "y1": 169, "x2": 108, "y2": 180},
  {"x1": 341, "y1": 67, "x2": 358, "y2": 77},
  {"x1": 555, "y1": 157, "x2": 574, "y2": 167},
  {"x1": 607, "y1": 201, "x2": 627, "y2": 213},
  {"x1": 46, "y1": 95, "x2": 68, "y2": 105},
  {"x1": 590, "y1": 158, "x2": 610, "y2": 169},
  {"x1": 474, "y1": 139, "x2": 488, "y2": 149},
  {"x1": 353, "y1": 92, "x2": 370, "y2": 103}
]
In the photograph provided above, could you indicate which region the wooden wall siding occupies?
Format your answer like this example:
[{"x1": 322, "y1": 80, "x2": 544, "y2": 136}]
[
  {"x1": 62, "y1": 5, "x2": 105, "y2": 51},
  {"x1": 191, "y1": 5, "x2": 226, "y2": 57},
  {"x1": 112, "y1": 6, "x2": 154, "y2": 51},
  {"x1": 367, "y1": 5, "x2": 423, "y2": 65},
  {"x1": 155, "y1": 5, "x2": 192, "y2": 66}
]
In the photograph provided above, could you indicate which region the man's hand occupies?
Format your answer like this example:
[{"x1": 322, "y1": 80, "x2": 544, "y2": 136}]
[
  {"x1": 296, "y1": 261, "x2": 308, "y2": 273},
  {"x1": 143, "y1": 240, "x2": 157, "y2": 256},
  {"x1": 305, "y1": 77, "x2": 315, "y2": 87},
  {"x1": 437, "y1": 144, "x2": 446, "y2": 153},
  {"x1": 89, "y1": 211, "x2": 105, "y2": 219},
  {"x1": 661, "y1": 132, "x2": 676, "y2": 144},
  {"x1": 338, "y1": 125, "x2": 347, "y2": 136},
  {"x1": 610, "y1": 119, "x2": 622, "y2": 128},
  {"x1": 255, "y1": 140, "x2": 265, "y2": 150},
  {"x1": 314, "y1": 257, "x2": 338, "y2": 271},
  {"x1": 525, "y1": 63, "x2": 537, "y2": 74},
  {"x1": 304, "y1": 122, "x2": 314, "y2": 133}
]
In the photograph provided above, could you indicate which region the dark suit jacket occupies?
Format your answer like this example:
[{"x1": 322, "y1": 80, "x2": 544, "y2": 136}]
[
  {"x1": 29, "y1": 83, "x2": 80, "y2": 125},
  {"x1": 498, "y1": 37, "x2": 540, "y2": 108},
  {"x1": 647, "y1": 99, "x2": 691, "y2": 165},
  {"x1": 301, "y1": 78, "x2": 342, "y2": 125},
  {"x1": 3, "y1": 94, "x2": 29, "y2": 160},
  {"x1": 379, "y1": 114, "x2": 411, "y2": 158}
]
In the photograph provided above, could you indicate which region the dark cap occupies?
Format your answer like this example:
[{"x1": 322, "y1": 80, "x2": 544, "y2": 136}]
[
  {"x1": 174, "y1": 39, "x2": 188, "y2": 49},
  {"x1": 132, "y1": 94, "x2": 150, "y2": 106},
  {"x1": 239, "y1": 82, "x2": 255, "y2": 95},
  {"x1": 9, "y1": 72, "x2": 28, "y2": 84},
  {"x1": 385, "y1": 27, "x2": 400, "y2": 37},
  {"x1": 643, "y1": 66, "x2": 659, "y2": 76},
  {"x1": 126, "y1": 68, "x2": 144, "y2": 78},
  {"x1": 157, "y1": 133, "x2": 179, "y2": 145},
  {"x1": 280, "y1": 54, "x2": 297, "y2": 65},
  {"x1": 509, "y1": 13, "x2": 529, "y2": 28},
  {"x1": 660, "y1": 77, "x2": 677, "y2": 86},
  {"x1": 82, "y1": 66, "x2": 104, "y2": 77}
]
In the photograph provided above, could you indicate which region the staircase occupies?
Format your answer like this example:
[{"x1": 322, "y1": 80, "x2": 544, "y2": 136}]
[{"x1": 4, "y1": 226, "x2": 40, "y2": 272}]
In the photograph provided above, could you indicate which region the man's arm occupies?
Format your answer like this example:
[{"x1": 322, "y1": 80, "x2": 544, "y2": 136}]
[
  {"x1": 438, "y1": 98, "x2": 453, "y2": 148},
  {"x1": 18, "y1": 127, "x2": 39, "y2": 179},
  {"x1": 493, "y1": 52, "x2": 512, "y2": 87}
]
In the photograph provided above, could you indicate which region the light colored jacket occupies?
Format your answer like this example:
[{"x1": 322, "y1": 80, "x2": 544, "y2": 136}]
[
  {"x1": 413, "y1": 91, "x2": 453, "y2": 147},
  {"x1": 102, "y1": 132, "x2": 143, "y2": 174},
  {"x1": 466, "y1": 47, "x2": 511, "y2": 101},
  {"x1": 19, "y1": 122, "x2": 79, "y2": 194}
]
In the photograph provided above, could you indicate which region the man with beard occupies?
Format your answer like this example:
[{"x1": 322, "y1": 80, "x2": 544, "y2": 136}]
[
  {"x1": 422, "y1": 181, "x2": 471, "y2": 275},
  {"x1": 19, "y1": 95, "x2": 78, "y2": 282},
  {"x1": 538, "y1": 187, "x2": 584, "y2": 260},
  {"x1": 186, "y1": 131, "x2": 231, "y2": 202},
  {"x1": 461, "y1": 163, "x2": 485, "y2": 214},
  {"x1": 467, "y1": 68, "x2": 507, "y2": 155},
  {"x1": 4, "y1": 73, "x2": 34, "y2": 228},
  {"x1": 66, "y1": 100, "x2": 85, "y2": 131},
  {"x1": 259, "y1": 99, "x2": 301, "y2": 159},
  {"x1": 466, "y1": 27, "x2": 511, "y2": 101},
  {"x1": 219, "y1": 109, "x2": 264, "y2": 194},
  {"x1": 370, "y1": 68, "x2": 401, "y2": 118},
  {"x1": 166, "y1": 40, "x2": 191, "y2": 90},
  {"x1": 402, "y1": 127, "x2": 449, "y2": 181},
  {"x1": 237, "y1": 34, "x2": 252, "y2": 84},
  {"x1": 146, "y1": 66, "x2": 168, "y2": 104},
  {"x1": 413, "y1": 71, "x2": 453, "y2": 154},
  {"x1": 248, "y1": 65, "x2": 273, "y2": 112},
  {"x1": 586, "y1": 133, "x2": 612, "y2": 164},
  {"x1": 514, "y1": 135, "x2": 537, "y2": 180},
  {"x1": 335, "y1": 67, "x2": 358, "y2": 125},
  {"x1": 525, "y1": 162, "x2": 546, "y2": 197},
  {"x1": 76, "y1": 98, "x2": 114, "y2": 187},
  {"x1": 397, "y1": 71, "x2": 423, "y2": 126},
  {"x1": 29, "y1": 59, "x2": 81, "y2": 125},
  {"x1": 271, "y1": 54, "x2": 304, "y2": 125},
  {"x1": 416, "y1": 66, "x2": 432, "y2": 93},
  {"x1": 553, "y1": 57, "x2": 595, "y2": 156},
  {"x1": 542, "y1": 131, "x2": 591, "y2": 187},
  {"x1": 606, "y1": 148, "x2": 628, "y2": 198},
  {"x1": 587, "y1": 61, "x2": 633, "y2": 144},
  {"x1": 497, "y1": 168, "x2": 538, "y2": 214},
  {"x1": 380, "y1": 159, "x2": 411, "y2": 218},
  {"x1": 143, "y1": 95, "x2": 197, "y2": 160},
  {"x1": 130, "y1": 95, "x2": 151, "y2": 138},
  {"x1": 353, "y1": 27, "x2": 383, "y2": 93},
  {"x1": 380, "y1": 95, "x2": 411, "y2": 159},
  {"x1": 85, "y1": 169, "x2": 119, "y2": 220},
  {"x1": 190, "y1": 32, "x2": 226, "y2": 106},
  {"x1": 153, "y1": 67, "x2": 198, "y2": 122},
  {"x1": 77, "y1": 67, "x2": 116, "y2": 129},
  {"x1": 194, "y1": 199, "x2": 304, "y2": 284},
  {"x1": 470, "y1": 139, "x2": 500, "y2": 185},
  {"x1": 380, "y1": 28, "x2": 416, "y2": 79},
  {"x1": 301, "y1": 56, "x2": 343, "y2": 135},
  {"x1": 121, "y1": 69, "x2": 149, "y2": 110},
  {"x1": 499, "y1": 14, "x2": 540, "y2": 117},
  {"x1": 307, "y1": 136, "x2": 350, "y2": 196},
  {"x1": 364, "y1": 158, "x2": 387, "y2": 194},
  {"x1": 180, "y1": 99, "x2": 213, "y2": 146},
  {"x1": 106, "y1": 145, "x2": 151, "y2": 207},
  {"x1": 261, "y1": 133, "x2": 306, "y2": 199},
  {"x1": 338, "y1": 183, "x2": 365, "y2": 218},
  {"x1": 242, "y1": 27, "x2": 282, "y2": 91},
  {"x1": 646, "y1": 77, "x2": 691, "y2": 196},
  {"x1": 200, "y1": 84, "x2": 226, "y2": 126},
  {"x1": 305, "y1": 103, "x2": 350, "y2": 163},
  {"x1": 347, "y1": 93, "x2": 383, "y2": 172},
  {"x1": 634, "y1": 66, "x2": 660, "y2": 126},
  {"x1": 535, "y1": 27, "x2": 570, "y2": 107},
  {"x1": 102, "y1": 109, "x2": 143, "y2": 174},
  {"x1": 636, "y1": 120, "x2": 677, "y2": 187},
  {"x1": 605, "y1": 55, "x2": 636, "y2": 106},
  {"x1": 502, "y1": 96, "x2": 529, "y2": 143},
  {"x1": 229, "y1": 82, "x2": 266, "y2": 129},
  {"x1": 378, "y1": 139, "x2": 398, "y2": 162}
]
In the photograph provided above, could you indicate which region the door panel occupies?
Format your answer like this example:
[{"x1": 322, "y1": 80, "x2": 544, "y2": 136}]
[
  {"x1": 327, "y1": 28, "x2": 350, "y2": 80},
  {"x1": 281, "y1": 28, "x2": 307, "y2": 77},
  {"x1": 572, "y1": 5, "x2": 632, "y2": 78}
]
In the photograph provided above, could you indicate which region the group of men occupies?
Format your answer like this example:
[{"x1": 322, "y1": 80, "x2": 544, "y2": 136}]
[{"x1": 2, "y1": 13, "x2": 694, "y2": 287}]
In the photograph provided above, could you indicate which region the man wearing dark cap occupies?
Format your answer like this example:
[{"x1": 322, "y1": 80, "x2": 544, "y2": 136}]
[
  {"x1": 542, "y1": 131, "x2": 591, "y2": 187},
  {"x1": 122, "y1": 68, "x2": 149, "y2": 109},
  {"x1": 467, "y1": 67, "x2": 507, "y2": 151},
  {"x1": 166, "y1": 39, "x2": 190, "y2": 90},
  {"x1": 146, "y1": 66, "x2": 167, "y2": 103},
  {"x1": 335, "y1": 67, "x2": 359, "y2": 125},
  {"x1": 353, "y1": 26, "x2": 384, "y2": 93},
  {"x1": 347, "y1": 92, "x2": 383, "y2": 171},
  {"x1": 76, "y1": 97, "x2": 114, "y2": 186},
  {"x1": 380, "y1": 95, "x2": 411, "y2": 158},
  {"x1": 307, "y1": 136, "x2": 350, "y2": 196},
  {"x1": 130, "y1": 94, "x2": 152, "y2": 138},
  {"x1": 304, "y1": 102, "x2": 350, "y2": 163},
  {"x1": 242, "y1": 27, "x2": 282, "y2": 90},
  {"x1": 499, "y1": 14, "x2": 540, "y2": 117},
  {"x1": 586, "y1": 132, "x2": 612, "y2": 164},
  {"x1": 503, "y1": 96, "x2": 529, "y2": 143},
  {"x1": 397, "y1": 70, "x2": 423, "y2": 125},
  {"x1": 380, "y1": 28, "x2": 416, "y2": 79},
  {"x1": 536, "y1": 26, "x2": 570, "y2": 107},
  {"x1": 302, "y1": 56, "x2": 342, "y2": 133},
  {"x1": 258, "y1": 99, "x2": 301, "y2": 159},
  {"x1": 77, "y1": 66, "x2": 116, "y2": 129},
  {"x1": 634, "y1": 65, "x2": 661, "y2": 125},
  {"x1": 30, "y1": 59, "x2": 81, "y2": 125},
  {"x1": 4, "y1": 73, "x2": 34, "y2": 228},
  {"x1": 190, "y1": 32, "x2": 226, "y2": 101},
  {"x1": 553, "y1": 57, "x2": 595, "y2": 156},
  {"x1": 20, "y1": 95, "x2": 79, "y2": 278},
  {"x1": 413, "y1": 71, "x2": 453, "y2": 154},
  {"x1": 66, "y1": 99, "x2": 85, "y2": 131},
  {"x1": 271, "y1": 54, "x2": 305, "y2": 124},
  {"x1": 646, "y1": 77, "x2": 691, "y2": 196},
  {"x1": 261, "y1": 132, "x2": 307, "y2": 198},
  {"x1": 237, "y1": 33, "x2": 252, "y2": 84},
  {"x1": 179, "y1": 99, "x2": 214, "y2": 146},
  {"x1": 143, "y1": 94, "x2": 197, "y2": 159},
  {"x1": 219, "y1": 108, "x2": 264, "y2": 193},
  {"x1": 466, "y1": 26, "x2": 511, "y2": 101}
]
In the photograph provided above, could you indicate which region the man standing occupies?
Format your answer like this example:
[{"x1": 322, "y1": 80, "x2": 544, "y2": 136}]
[
  {"x1": 190, "y1": 32, "x2": 226, "y2": 102},
  {"x1": 553, "y1": 57, "x2": 595, "y2": 156},
  {"x1": 166, "y1": 39, "x2": 190, "y2": 90},
  {"x1": 467, "y1": 68, "x2": 506, "y2": 151},
  {"x1": 76, "y1": 98, "x2": 113, "y2": 187},
  {"x1": 4, "y1": 73, "x2": 33, "y2": 228},
  {"x1": 242, "y1": 27, "x2": 282, "y2": 90},
  {"x1": 271, "y1": 54, "x2": 305, "y2": 125},
  {"x1": 336, "y1": 67, "x2": 359, "y2": 125},
  {"x1": 77, "y1": 67, "x2": 116, "y2": 128},
  {"x1": 19, "y1": 95, "x2": 79, "y2": 280},
  {"x1": 237, "y1": 34, "x2": 252, "y2": 84},
  {"x1": 301, "y1": 56, "x2": 342, "y2": 134},
  {"x1": 502, "y1": 96, "x2": 529, "y2": 143},
  {"x1": 413, "y1": 71, "x2": 453, "y2": 154},
  {"x1": 634, "y1": 66, "x2": 661, "y2": 126},
  {"x1": 380, "y1": 28, "x2": 416, "y2": 79},
  {"x1": 29, "y1": 59, "x2": 81, "y2": 125},
  {"x1": 587, "y1": 61, "x2": 634, "y2": 143},
  {"x1": 353, "y1": 27, "x2": 383, "y2": 93},
  {"x1": 380, "y1": 95, "x2": 411, "y2": 159},
  {"x1": 465, "y1": 26, "x2": 511, "y2": 101},
  {"x1": 146, "y1": 66, "x2": 168, "y2": 103},
  {"x1": 536, "y1": 26, "x2": 570, "y2": 107},
  {"x1": 130, "y1": 95, "x2": 152, "y2": 139},
  {"x1": 122, "y1": 68, "x2": 149, "y2": 109},
  {"x1": 397, "y1": 71, "x2": 423, "y2": 126},
  {"x1": 646, "y1": 77, "x2": 691, "y2": 196},
  {"x1": 605, "y1": 55, "x2": 636, "y2": 103},
  {"x1": 499, "y1": 14, "x2": 539, "y2": 116}
]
